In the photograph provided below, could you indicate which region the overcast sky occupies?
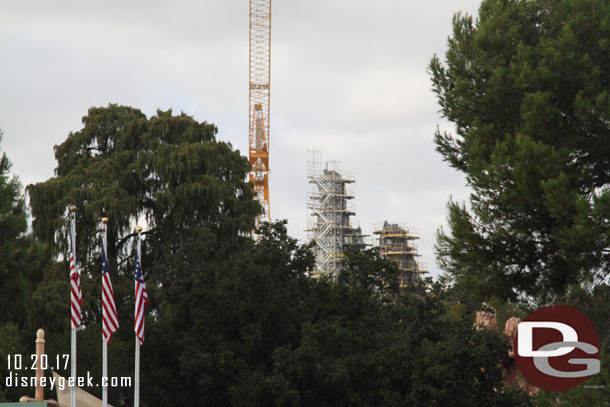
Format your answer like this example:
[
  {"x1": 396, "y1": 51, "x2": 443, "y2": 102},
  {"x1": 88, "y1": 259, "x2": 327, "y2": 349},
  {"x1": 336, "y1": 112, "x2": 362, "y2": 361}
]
[{"x1": 1, "y1": 0, "x2": 482, "y2": 278}]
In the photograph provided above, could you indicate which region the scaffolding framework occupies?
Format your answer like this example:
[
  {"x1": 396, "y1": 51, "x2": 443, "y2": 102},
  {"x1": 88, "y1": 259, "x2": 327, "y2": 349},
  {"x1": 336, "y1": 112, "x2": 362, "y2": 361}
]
[
  {"x1": 374, "y1": 221, "x2": 427, "y2": 287},
  {"x1": 249, "y1": 0, "x2": 271, "y2": 225},
  {"x1": 307, "y1": 150, "x2": 366, "y2": 277}
]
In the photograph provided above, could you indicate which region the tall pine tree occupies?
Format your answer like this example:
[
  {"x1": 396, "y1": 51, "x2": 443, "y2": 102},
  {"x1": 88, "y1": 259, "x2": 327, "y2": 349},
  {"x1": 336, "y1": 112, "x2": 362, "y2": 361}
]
[{"x1": 430, "y1": 0, "x2": 610, "y2": 303}]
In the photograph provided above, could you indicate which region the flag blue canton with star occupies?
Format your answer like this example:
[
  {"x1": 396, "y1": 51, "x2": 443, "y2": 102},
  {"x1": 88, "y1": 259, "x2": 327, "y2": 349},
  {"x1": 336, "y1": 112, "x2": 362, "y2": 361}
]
[{"x1": 134, "y1": 255, "x2": 149, "y2": 344}]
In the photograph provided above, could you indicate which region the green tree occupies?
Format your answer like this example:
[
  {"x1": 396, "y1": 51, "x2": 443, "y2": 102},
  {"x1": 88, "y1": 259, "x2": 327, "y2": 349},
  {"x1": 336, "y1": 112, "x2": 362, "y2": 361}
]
[
  {"x1": 0, "y1": 322, "x2": 20, "y2": 402},
  {"x1": 142, "y1": 221, "x2": 314, "y2": 407},
  {"x1": 0, "y1": 130, "x2": 43, "y2": 326},
  {"x1": 143, "y1": 221, "x2": 530, "y2": 406},
  {"x1": 28, "y1": 104, "x2": 259, "y2": 267},
  {"x1": 532, "y1": 282, "x2": 610, "y2": 405},
  {"x1": 429, "y1": 0, "x2": 610, "y2": 303},
  {"x1": 0, "y1": 131, "x2": 48, "y2": 402},
  {"x1": 25, "y1": 105, "x2": 261, "y2": 405},
  {"x1": 339, "y1": 247, "x2": 401, "y2": 299}
]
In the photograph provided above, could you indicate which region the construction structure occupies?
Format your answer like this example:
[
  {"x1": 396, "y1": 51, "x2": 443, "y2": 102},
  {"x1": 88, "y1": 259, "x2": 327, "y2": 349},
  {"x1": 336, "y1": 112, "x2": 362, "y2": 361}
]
[
  {"x1": 374, "y1": 221, "x2": 427, "y2": 287},
  {"x1": 249, "y1": 0, "x2": 272, "y2": 225},
  {"x1": 307, "y1": 150, "x2": 366, "y2": 277}
]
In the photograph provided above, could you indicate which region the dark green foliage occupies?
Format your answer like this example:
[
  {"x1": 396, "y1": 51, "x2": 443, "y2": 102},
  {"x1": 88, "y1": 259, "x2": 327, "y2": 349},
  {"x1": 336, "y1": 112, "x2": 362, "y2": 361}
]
[
  {"x1": 0, "y1": 131, "x2": 47, "y2": 402},
  {"x1": 532, "y1": 283, "x2": 610, "y2": 405},
  {"x1": 431, "y1": 3, "x2": 610, "y2": 402},
  {"x1": 430, "y1": 0, "x2": 610, "y2": 302},
  {"x1": 27, "y1": 104, "x2": 260, "y2": 268},
  {"x1": 22, "y1": 105, "x2": 261, "y2": 404},
  {"x1": 2, "y1": 103, "x2": 535, "y2": 406},
  {"x1": 143, "y1": 221, "x2": 314, "y2": 407},
  {"x1": 0, "y1": 323, "x2": 21, "y2": 402},
  {"x1": 534, "y1": 338, "x2": 610, "y2": 406},
  {"x1": 0, "y1": 130, "x2": 39, "y2": 327},
  {"x1": 339, "y1": 247, "x2": 401, "y2": 299},
  {"x1": 143, "y1": 221, "x2": 530, "y2": 407}
]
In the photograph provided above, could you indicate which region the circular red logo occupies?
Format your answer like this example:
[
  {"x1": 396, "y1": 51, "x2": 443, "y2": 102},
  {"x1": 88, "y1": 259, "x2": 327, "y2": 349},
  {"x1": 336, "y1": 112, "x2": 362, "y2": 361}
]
[{"x1": 514, "y1": 305, "x2": 600, "y2": 391}]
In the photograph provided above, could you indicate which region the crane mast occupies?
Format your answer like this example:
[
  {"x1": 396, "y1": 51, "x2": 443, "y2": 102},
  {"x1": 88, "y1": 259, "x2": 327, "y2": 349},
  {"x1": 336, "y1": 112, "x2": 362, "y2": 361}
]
[{"x1": 249, "y1": 0, "x2": 271, "y2": 225}]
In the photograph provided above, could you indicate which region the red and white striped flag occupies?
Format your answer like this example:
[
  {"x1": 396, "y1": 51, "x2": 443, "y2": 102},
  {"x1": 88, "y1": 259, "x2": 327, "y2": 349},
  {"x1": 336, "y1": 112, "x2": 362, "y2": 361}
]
[
  {"x1": 69, "y1": 230, "x2": 83, "y2": 330},
  {"x1": 101, "y1": 242, "x2": 119, "y2": 343},
  {"x1": 134, "y1": 253, "x2": 149, "y2": 345}
]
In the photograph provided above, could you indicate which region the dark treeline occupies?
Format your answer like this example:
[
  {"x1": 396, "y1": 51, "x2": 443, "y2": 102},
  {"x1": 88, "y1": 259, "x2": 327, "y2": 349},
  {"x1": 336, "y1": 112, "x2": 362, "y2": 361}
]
[{"x1": 0, "y1": 106, "x2": 529, "y2": 406}]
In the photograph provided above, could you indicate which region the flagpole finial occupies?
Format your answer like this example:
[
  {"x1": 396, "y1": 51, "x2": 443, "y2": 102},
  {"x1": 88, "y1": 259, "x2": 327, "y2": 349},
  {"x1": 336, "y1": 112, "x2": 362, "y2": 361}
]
[
  {"x1": 136, "y1": 226, "x2": 142, "y2": 233},
  {"x1": 69, "y1": 205, "x2": 77, "y2": 213},
  {"x1": 102, "y1": 217, "x2": 109, "y2": 224}
]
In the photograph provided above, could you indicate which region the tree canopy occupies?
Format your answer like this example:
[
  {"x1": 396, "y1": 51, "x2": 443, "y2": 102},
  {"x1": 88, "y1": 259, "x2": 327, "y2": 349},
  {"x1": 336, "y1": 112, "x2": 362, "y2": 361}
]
[
  {"x1": 430, "y1": 0, "x2": 610, "y2": 302},
  {"x1": 0, "y1": 132, "x2": 47, "y2": 402},
  {"x1": 27, "y1": 104, "x2": 260, "y2": 269},
  {"x1": 142, "y1": 221, "x2": 530, "y2": 407},
  {"x1": 22, "y1": 106, "x2": 261, "y2": 404},
  {"x1": 0, "y1": 91, "x2": 538, "y2": 405},
  {"x1": 0, "y1": 130, "x2": 31, "y2": 324}
]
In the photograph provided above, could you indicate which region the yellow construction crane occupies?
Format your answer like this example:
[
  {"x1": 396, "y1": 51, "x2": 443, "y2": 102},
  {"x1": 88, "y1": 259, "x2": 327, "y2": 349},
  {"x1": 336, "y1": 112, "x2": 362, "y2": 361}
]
[{"x1": 249, "y1": 0, "x2": 271, "y2": 225}]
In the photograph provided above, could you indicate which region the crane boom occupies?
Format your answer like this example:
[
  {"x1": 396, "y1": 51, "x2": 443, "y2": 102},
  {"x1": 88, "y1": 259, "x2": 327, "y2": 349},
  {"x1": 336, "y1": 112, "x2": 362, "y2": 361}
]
[{"x1": 249, "y1": 0, "x2": 271, "y2": 225}]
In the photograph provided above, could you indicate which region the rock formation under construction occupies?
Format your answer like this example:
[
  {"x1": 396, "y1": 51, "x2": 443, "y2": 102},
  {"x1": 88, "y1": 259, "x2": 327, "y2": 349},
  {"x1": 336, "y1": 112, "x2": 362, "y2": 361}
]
[
  {"x1": 307, "y1": 150, "x2": 366, "y2": 277},
  {"x1": 373, "y1": 221, "x2": 426, "y2": 287}
]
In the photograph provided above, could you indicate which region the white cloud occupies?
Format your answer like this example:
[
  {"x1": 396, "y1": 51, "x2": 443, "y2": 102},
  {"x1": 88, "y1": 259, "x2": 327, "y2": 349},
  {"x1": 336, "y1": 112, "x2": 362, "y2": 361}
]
[{"x1": 0, "y1": 0, "x2": 481, "y2": 278}]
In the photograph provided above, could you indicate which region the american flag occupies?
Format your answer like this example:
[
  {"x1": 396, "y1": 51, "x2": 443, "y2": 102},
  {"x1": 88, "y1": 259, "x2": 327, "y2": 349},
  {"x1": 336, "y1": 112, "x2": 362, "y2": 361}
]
[
  {"x1": 101, "y1": 242, "x2": 119, "y2": 343},
  {"x1": 134, "y1": 253, "x2": 149, "y2": 345},
  {"x1": 69, "y1": 230, "x2": 83, "y2": 330}
]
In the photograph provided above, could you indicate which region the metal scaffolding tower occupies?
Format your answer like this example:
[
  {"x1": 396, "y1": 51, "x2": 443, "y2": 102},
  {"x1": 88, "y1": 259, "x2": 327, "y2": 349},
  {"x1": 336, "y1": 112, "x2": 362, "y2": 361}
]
[
  {"x1": 249, "y1": 0, "x2": 271, "y2": 225},
  {"x1": 307, "y1": 150, "x2": 366, "y2": 277},
  {"x1": 373, "y1": 221, "x2": 427, "y2": 287}
]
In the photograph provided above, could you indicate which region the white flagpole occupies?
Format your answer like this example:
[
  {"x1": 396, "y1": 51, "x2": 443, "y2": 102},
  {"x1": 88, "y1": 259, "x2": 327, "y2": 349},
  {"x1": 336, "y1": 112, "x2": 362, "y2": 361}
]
[
  {"x1": 102, "y1": 218, "x2": 109, "y2": 407},
  {"x1": 134, "y1": 337, "x2": 140, "y2": 407},
  {"x1": 134, "y1": 226, "x2": 142, "y2": 407},
  {"x1": 71, "y1": 331, "x2": 76, "y2": 407},
  {"x1": 70, "y1": 206, "x2": 77, "y2": 407}
]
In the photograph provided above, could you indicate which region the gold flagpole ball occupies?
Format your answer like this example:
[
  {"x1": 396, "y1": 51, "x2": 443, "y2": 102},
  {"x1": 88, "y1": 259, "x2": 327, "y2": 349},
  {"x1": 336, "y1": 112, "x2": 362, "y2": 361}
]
[
  {"x1": 102, "y1": 217, "x2": 109, "y2": 224},
  {"x1": 69, "y1": 205, "x2": 77, "y2": 212},
  {"x1": 136, "y1": 226, "x2": 142, "y2": 233}
]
